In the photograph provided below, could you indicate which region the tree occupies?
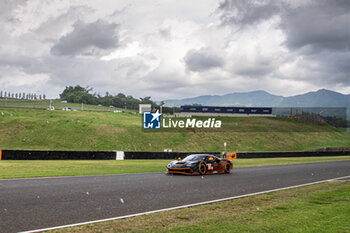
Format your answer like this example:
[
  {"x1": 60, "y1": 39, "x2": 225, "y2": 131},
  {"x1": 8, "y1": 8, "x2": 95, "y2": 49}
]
[
  {"x1": 116, "y1": 93, "x2": 126, "y2": 98},
  {"x1": 57, "y1": 85, "x2": 166, "y2": 111},
  {"x1": 59, "y1": 85, "x2": 98, "y2": 104}
]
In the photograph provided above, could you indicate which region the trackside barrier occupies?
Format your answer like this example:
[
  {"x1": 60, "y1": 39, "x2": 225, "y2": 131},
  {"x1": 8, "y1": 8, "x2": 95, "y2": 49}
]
[
  {"x1": 0, "y1": 148, "x2": 349, "y2": 160},
  {"x1": 123, "y1": 151, "x2": 221, "y2": 160},
  {"x1": 236, "y1": 150, "x2": 350, "y2": 158},
  {"x1": 0, "y1": 150, "x2": 116, "y2": 160},
  {"x1": 0, "y1": 150, "x2": 221, "y2": 160}
]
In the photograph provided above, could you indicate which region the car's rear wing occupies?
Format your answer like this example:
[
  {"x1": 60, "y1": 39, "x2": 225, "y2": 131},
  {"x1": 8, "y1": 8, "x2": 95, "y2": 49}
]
[{"x1": 224, "y1": 152, "x2": 237, "y2": 159}]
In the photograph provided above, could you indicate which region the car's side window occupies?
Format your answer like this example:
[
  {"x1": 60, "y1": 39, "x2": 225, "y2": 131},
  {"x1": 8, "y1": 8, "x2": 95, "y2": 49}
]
[
  {"x1": 206, "y1": 156, "x2": 216, "y2": 163},
  {"x1": 213, "y1": 156, "x2": 219, "y2": 164}
]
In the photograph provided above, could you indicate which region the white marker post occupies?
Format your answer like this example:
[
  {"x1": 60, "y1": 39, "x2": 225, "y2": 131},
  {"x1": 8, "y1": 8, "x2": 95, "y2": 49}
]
[{"x1": 224, "y1": 142, "x2": 227, "y2": 152}]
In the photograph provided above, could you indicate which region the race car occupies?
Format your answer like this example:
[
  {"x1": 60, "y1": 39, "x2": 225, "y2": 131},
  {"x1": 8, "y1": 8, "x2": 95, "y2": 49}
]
[{"x1": 167, "y1": 154, "x2": 233, "y2": 175}]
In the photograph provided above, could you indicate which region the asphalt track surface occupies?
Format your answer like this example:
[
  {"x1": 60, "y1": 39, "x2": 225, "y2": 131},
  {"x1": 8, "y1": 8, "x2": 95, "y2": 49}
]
[{"x1": 1, "y1": 160, "x2": 350, "y2": 233}]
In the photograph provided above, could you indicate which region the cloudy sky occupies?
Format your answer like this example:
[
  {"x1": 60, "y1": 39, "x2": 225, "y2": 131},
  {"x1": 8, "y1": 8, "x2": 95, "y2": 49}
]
[{"x1": 1, "y1": 0, "x2": 350, "y2": 100}]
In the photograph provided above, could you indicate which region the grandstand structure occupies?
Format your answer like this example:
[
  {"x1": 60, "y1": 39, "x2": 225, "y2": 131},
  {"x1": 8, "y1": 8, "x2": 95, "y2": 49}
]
[{"x1": 177, "y1": 105, "x2": 274, "y2": 117}]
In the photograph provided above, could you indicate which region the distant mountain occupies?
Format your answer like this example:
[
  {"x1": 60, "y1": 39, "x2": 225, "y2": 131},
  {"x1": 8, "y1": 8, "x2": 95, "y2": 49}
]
[
  {"x1": 279, "y1": 89, "x2": 350, "y2": 107},
  {"x1": 163, "y1": 89, "x2": 350, "y2": 108}
]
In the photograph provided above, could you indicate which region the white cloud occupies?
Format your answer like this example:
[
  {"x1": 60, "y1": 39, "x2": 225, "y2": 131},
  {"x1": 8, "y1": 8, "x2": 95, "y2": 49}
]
[
  {"x1": 0, "y1": 68, "x2": 53, "y2": 95},
  {"x1": 0, "y1": 0, "x2": 349, "y2": 100}
]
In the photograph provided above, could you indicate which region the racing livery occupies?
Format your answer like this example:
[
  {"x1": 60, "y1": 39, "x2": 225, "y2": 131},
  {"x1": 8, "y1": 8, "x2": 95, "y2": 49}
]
[{"x1": 167, "y1": 154, "x2": 233, "y2": 175}]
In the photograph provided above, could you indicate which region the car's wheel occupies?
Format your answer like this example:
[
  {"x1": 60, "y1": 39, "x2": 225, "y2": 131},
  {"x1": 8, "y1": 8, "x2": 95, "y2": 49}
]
[
  {"x1": 198, "y1": 162, "x2": 207, "y2": 175},
  {"x1": 224, "y1": 163, "x2": 231, "y2": 173}
]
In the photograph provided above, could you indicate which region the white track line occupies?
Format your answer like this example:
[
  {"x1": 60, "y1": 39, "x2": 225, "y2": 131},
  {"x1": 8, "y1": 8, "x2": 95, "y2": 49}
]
[{"x1": 20, "y1": 174, "x2": 350, "y2": 233}]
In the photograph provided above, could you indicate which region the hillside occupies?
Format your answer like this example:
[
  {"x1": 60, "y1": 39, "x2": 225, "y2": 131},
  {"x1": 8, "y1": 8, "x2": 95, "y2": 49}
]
[
  {"x1": 163, "y1": 89, "x2": 350, "y2": 108},
  {"x1": 0, "y1": 107, "x2": 349, "y2": 152}
]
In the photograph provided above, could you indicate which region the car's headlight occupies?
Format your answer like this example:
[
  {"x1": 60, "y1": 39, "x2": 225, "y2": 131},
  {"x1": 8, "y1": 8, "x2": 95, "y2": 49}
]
[{"x1": 168, "y1": 161, "x2": 175, "y2": 167}]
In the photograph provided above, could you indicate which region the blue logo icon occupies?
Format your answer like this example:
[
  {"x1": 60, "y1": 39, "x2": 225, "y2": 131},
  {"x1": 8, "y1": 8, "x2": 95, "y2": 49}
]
[{"x1": 143, "y1": 110, "x2": 161, "y2": 129}]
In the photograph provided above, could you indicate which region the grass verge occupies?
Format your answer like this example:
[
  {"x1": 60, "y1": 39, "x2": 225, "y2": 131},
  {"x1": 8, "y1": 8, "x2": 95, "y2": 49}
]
[
  {"x1": 1, "y1": 107, "x2": 350, "y2": 152},
  {"x1": 49, "y1": 181, "x2": 350, "y2": 232},
  {"x1": 1, "y1": 156, "x2": 350, "y2": 179}
]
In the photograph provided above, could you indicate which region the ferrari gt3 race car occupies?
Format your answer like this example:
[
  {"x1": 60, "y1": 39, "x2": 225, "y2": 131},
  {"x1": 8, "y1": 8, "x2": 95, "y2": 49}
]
[{"x1": 167, "y1": 154, "x2": 233, "y2": 175}]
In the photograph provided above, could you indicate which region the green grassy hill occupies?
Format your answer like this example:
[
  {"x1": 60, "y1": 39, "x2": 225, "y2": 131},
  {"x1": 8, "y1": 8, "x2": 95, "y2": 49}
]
[{"x1": 0, "y1": 107, "x2": 349, "y2": 152}]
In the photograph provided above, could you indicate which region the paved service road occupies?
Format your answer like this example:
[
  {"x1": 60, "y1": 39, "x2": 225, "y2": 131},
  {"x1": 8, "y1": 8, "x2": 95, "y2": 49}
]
[{"x1": 1, "y1": 160, "x2": 349, "y2": 232}]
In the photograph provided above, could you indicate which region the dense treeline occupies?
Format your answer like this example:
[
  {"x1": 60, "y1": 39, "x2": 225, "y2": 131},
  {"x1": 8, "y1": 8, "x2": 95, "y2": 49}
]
[{"x1": 59, "y1": 85, "x2": 178, "y2": 113}]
